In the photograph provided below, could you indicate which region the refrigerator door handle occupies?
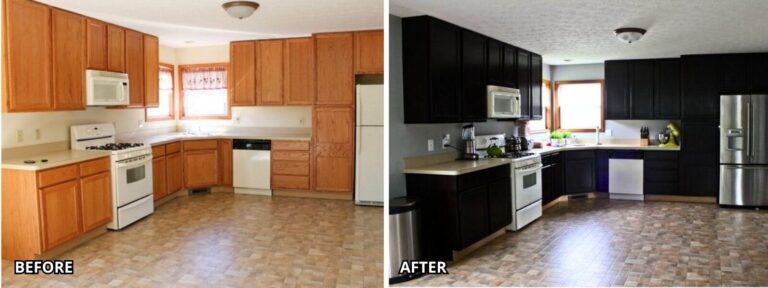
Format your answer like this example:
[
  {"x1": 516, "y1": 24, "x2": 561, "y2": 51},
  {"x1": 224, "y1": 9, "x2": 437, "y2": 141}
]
[{"x1": 748, "y1": 100, "x2": 753, "y2": 159}]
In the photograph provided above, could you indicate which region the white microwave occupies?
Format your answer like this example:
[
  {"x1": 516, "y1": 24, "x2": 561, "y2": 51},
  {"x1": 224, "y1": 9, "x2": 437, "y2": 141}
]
[
  {"x1": 86, "y1": 70, "x2": 129, "y2": 106},
  {"x1": 487, "y1": 85, "x2": 521, "y2": 119}
]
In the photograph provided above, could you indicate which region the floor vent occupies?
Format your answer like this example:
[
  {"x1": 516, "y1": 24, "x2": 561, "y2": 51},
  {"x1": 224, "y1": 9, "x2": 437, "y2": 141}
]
[{"x1": 189, "y1": 188, "x2": 210, "y2": 195}]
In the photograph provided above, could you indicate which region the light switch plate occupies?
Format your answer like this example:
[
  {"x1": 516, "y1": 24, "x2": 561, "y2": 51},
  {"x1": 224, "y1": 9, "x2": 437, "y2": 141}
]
[{"x1": 427, "y1": 139, "x2": 434, "y2": 152}]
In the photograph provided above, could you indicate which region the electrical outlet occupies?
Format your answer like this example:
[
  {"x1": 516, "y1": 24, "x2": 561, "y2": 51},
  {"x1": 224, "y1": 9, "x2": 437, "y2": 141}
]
[
  {"x1": 427, "y1": 139, "x2": 434, "y2": 152},
  {"x1": 442, "y1": 134, "x2": 450, "y2": 149},
  {"x1": 35, "y1": 129, "x2": 41, "y2": 140},
  {"x1": 299, "y1": 117, "x2": 305, "y2": 125},
  {"x1": 16, "y1": 130, "x2": 23, "y2": 142}
]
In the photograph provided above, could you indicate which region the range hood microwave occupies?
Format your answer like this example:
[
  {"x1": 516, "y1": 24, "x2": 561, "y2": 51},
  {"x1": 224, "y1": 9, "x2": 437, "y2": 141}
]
[{"x1": 86, "y1": 70, "x2": 129, "y2": 106}]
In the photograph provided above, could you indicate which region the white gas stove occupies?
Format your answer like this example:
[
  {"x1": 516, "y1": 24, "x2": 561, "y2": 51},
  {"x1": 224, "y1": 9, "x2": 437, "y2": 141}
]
[
  {"x1": 71, "y1": 124, "x2": 154, "y2": 230},
  {"x1": 476, "y1": 134, "x2": 543, "y2": 231}
]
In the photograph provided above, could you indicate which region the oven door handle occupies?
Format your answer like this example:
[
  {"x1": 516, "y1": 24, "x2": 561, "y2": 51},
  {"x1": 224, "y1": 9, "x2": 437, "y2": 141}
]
[
  {"x1": 517, "y1": 164, "x2": 543, "y2": 174},
  {"x1": 116, "y1": 155, "x2": 151, "y2": 169}
]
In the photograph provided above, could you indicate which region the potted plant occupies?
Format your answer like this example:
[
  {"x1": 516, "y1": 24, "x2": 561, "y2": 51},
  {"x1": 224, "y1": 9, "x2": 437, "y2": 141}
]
[{"x1": 550, "y1": 130, "x2": 572, "y2": 147}]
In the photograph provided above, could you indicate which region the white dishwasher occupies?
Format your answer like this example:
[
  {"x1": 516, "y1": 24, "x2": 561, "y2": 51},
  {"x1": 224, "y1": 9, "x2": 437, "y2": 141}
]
[
  {"x1": 233, "y1": 139, "x2": 272, "y2": 196},
  {"x1": 608, "y1": 150, "x2": 644, "y2": 200}
]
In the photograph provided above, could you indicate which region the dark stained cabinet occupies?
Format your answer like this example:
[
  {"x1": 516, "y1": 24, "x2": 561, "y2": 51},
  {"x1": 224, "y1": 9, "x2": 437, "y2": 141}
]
[
  {"x1": 541, "y1": 152, "x2": 563, "y2": 205},
  {"x1": 406, "y1": 164, "x2": 511, "y2": 260},
  {"x1": 644, "y1": 151, "x2": 679, "y2": 195},
  {"x1": 486, "y1": 38, "x2": 504, "y2": 85},
  {"x1": 654, "y1": 58, "x2": 681, "y2": 119},
  {"x1": 605, "y1": 60, "x2": 630, "y2": 119},
  {"x1": 403, "y1": 16, "x2": 462, "y2": 123},
  {"x1": 749, "y1": 53, "x2": 768, "y2": 91},
  {"x1": 461, "y1": 29, "x2": 487, "y2": 122},
  {"x1": 630, "y1": 60, "x2": 654, "y2": 119},
  {"x1": 681, "y1": 55, "x2": 720, "y2": 120},
  {"x1": 564, "y1": 150, "x2": 595, "y2": 194},
  {"x1": 517, "y1": 49, "x2": 531, "y2": 119},
  {"x1": 679, "y1": 121, "x2": 719, "y2": 196},
  {"x1": 502, "y1": 44, "x2": 517, "y2": 88},
  {"x1": 530, "y1": 53, "x2": 543, "y2": 120}
]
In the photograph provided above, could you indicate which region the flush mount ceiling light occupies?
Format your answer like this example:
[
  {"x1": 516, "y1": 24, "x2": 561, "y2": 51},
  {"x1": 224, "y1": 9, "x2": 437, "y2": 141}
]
[
  {"x1": 222, "y1": 1, "x2": 260, "y2": 19},
  {"x1": 614, "y1": 27, "x2": 646, "y2": 44}
]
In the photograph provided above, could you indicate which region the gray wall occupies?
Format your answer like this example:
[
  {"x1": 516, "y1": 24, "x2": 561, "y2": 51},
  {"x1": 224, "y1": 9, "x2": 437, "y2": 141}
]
[{"x1": 389, "y1": 15, "x2": 520, "y2": 198}]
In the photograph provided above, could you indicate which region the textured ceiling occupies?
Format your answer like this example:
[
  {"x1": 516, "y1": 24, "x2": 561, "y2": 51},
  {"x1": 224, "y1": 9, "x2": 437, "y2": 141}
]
[
  {"x1": 390, "y1": 0, "x2": 768, "y2": 65},
  {"x1": 39, "y1": 0, "x2": 383, "y2": 47}
]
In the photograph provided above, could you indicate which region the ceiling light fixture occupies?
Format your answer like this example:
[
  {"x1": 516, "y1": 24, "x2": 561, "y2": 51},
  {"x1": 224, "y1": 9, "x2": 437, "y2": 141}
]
[
  {"x1": 614, "y1": 27, "x2": 646, "y2": 44},
  {"x1": 222, "y1": 1, "x2": 260, "y2": 19}
]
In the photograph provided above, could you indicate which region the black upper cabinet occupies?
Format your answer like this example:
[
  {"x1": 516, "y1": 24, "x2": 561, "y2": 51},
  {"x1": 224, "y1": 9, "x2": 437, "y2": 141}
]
[
  {"x1": 530, "y1": 53, "x2": 543, "y2": 120},
  {"x1": 461, "y1": 29, "x2": 488, "y2": 122},
  {"x1": 486, "y1": 38, "x2": 504, "y2": 85},
  {"x1": 502, "y1": 44, "x2": 517, "y2": 88},
  {"x1": 749, "y1": 53, "x2": 768, "y2": 91},
  {"x1": 629, "y1": 60, "x2": 654, "y2": 119},
  {"x1": 654, "y1": 58, "x2": 681, "y2": 119},
  {"x1": 605, "y1": 61, "x2": 630, "y2": 119},
  {"x1": 517, "y1": 49, "x2": 531, "y2": 119},
  {"x1": 717, "y1": 54, "x2": 750, "y2": 94},
  {"x1": 403, "y1": 16, "x2": 462, "y2": 123}
]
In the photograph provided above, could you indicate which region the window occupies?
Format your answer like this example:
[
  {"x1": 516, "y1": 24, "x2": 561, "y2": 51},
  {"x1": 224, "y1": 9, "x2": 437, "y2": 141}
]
[
  {"x1": 554, "y1": 80, "x2": 604, "y2": 132},
  {"x1": 146, "y1": 64, "x2": 175, "y2": 121},
  {"x1": 527, "y1": 80, "x2": 552, "y2": 133},
  {"x1": 179, "y1": 63, "x2": 230, "y2": 119}
]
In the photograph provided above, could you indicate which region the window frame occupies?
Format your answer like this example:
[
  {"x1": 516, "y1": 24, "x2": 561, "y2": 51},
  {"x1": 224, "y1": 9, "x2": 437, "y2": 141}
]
[
  {"x1": 178, "y1": 63, "x2": 231, "y2": 120},
  {"x1": 145, "y1": 63, "x2": 176, "y2": 122},
  {"x1": 553, "y1": 79, "x2": 605, "y2": 132},
  {"x1": 527, "y1": 79, "x2": 552, "y2": 134}
]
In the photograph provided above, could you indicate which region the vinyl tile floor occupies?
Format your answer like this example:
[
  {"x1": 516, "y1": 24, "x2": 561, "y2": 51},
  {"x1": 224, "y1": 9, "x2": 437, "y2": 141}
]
[
  {"x1": 2, "y1": 193, "x2": 384, "y2": 288},
  {"x1": 399, "y1": 198, "x2": 768, "y2": 287}
]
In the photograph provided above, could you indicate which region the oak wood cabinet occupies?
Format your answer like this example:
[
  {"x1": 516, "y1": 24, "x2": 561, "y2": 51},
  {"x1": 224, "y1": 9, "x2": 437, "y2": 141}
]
[
  {"x1": 166, "y1": 152, "x2": 183, "y2": 194},
  {"x1": 272, "y1": 140, "x2": 311, "y2": 190},
  {"x1": 152, "y1": 156, "x2": 167, "y2": 200},
  {"x1": 51, "y1": 8, "x2": 86, "y2": 111},
  {"x1": 86, "y1": 19, "x2": 108, "y2": 70},
  {"x1": 257, "y1": 40, "x2": 285, "y2": 105},
  {"x1": 2, "y1": 156, "x2": 112, "y2": 259},
  {"x1": 315, "y1": 32, "x2": 355, "y2": 105},
  {"x1": 107, "y1": 25, "x2": 125, "y2": 72},
  {"x1": 354, "y1": 30, "x2": 384, "y2": 74},
  {"x1": 3, "y1": 0, "x2": 53, "y2": 112},
  {"x1": 152, "y1": 142, "x2": 183, "y2": 200},
  {"x1": 124, "y1": 30, "x2": 145, "y2": 107},
  {"x1": 313, "y1": 106, "x2": 354, "y2": 192},
  {"x1": 284, "y1": 38, "x2": 315, "y2": 105},
  {"x1": 230, "y1": 41, "x2": 257, "y2": 106},
  {"x1": 143, "y1": 35, "x2": 159, "y2": 107},
  {"x1": 218, "y1": 139, "x2": 233, "y2": 187},
  {"x1": 183, "y1": 140, "x2": 219, "y2": 188}
]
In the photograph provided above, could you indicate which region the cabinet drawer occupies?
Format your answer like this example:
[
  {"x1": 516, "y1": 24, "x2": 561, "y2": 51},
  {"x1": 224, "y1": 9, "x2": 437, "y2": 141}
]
[
  {"x1": 457, "y1": 164, "x2": 509, "y2": 191},
  {"x1": 272, "y1": 160, "x2": 310, "y2": 176},
  {"x1": 645, "y1": 159, "x2": 677, "y2": 170},
  {"x1": 152, "y1": 145, "x2": 165, "y2": 158},
  {"x1": 272, "y1": 151, "x2": 310, "y2": 161},
  {"x1": 38, "y1": 164, "x2": 79, "y2": 188},
  {"x1": 165, "y1": 141, "x2": 181, "y2": 154},
  {"x1": 566, "y1": 150, "x2": 596, "y2": 160},
  {"x1": 79, "y1": 157, "x2": 110, "y2": 177},
  {"x1": 272, "y1": 141, "x2": 310, "y2": 151},
  {"x1": 183, "y1": 140, "x2": 218, "y2": 151},
  {"x1": 272, "y1": 175, "x2": 310, "y2": 190},
  {"x1": 645, "y1": 169, "x2": 678, "y2": 183}
]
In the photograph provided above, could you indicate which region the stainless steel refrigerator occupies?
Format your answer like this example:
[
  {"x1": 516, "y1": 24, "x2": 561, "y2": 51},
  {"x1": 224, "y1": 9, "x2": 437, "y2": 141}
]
[{"x1": 719, "y1": 94, "x2": 768, "y2": 206}]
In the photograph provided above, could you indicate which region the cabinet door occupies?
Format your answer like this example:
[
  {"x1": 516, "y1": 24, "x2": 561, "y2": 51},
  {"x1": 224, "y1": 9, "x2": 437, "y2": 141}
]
[
  {"x1": 257, "y1": 40, "x2": 284, "y2": 105},
  {"x1": 605, "y1": 60, "x2": 630, "y2": 119},
  {"x1": 354, "y1": 30, "x2": 383, "y2": 74},
  {"x1": 86, "y1": 19, "x2": 107, "y2": 70},
  {"x1": 461, "y1": 29, "x2": 487, "y2": 122},
  {"x1": 679, "y1": 121, "x2": 719, "y2": 196},
  {"x1": 5, "y1": 0, "x2": 52, "y2": 112},
  {"x1": 184, "y1": 150, "x2": 218, "y2": 188},
  {"x1": 230, "y1": 41, "x2": 256, "y2": 106},
  {"x1": 749, "y1": 53, "x2": 768, "y2": 91},
  {"x1": 40, "y1": 180, "x2": 81, "y2": 251},
  {"x1": 427, "y1": 19, "x2": 462, "y2": 122},
  {"x1": 284, "y1": 38, "x2": 315, "y2": 105},
  {"x1": 564, "y1": 151, "x2": 596, "y2": 194},
  {"x1": 681, "y1": 55, "x2": 719, "y2": 120},
  {"x1": 457, "y1": 186, "x2": 489, "y2": 249},
  {"x1": 143, "y1": 35, "x2": 159, "y2": 107},
  {"x1": 313, "y1": 106, "x2": 354, "y2": 192},
  {"x1": 124, "y1": 30, "x2": 145, "y2": 107},
  {"x1": 530, "y1": 53, "x2": 543, "y2": 120},
  {"x1": 166, "y1": 152, "x2": 183, "y2": 194},
  {"x1": 718, "y1": 54, "x2": 750, "y2": 93},
  {"x1": 51, "y1": 9, "x2": 86, "y2": 111},
  {"x1": 517, "y1": 49, "x2": 531, "y2": 119},
  {"x1": 654, "y1": 58, "x2": 681, "y2": 119},
  {"x1": 630, "y1": 60, "x2": 654, "y2": 119},
  {"x1": 315, "y1": 33, "x2": 355, "y2": 105},
  {"x1": 107, "y1": 25, "x2": 125, "y2": 72},
  {"x1": 152, "y1": 156, "x2": 167, "y2": 200},
  {"x1": 487, "y1": 178, "x2": 511, "y2": 232},
  {"x1": 80, "y1": 172, "x2": 112, "y2": 232},
  {"x1": 502, "y1": 44, "x2": 517, "y2": 88},
  {"x1": 644, "y1": 151, "x2": 679, "y2": 195},
  {"x1": 218, "y1": 139, "x2": 233, "y2": 186},
  {"x1": 486, "y1": 38, "x2": 504, "y2": 85}
]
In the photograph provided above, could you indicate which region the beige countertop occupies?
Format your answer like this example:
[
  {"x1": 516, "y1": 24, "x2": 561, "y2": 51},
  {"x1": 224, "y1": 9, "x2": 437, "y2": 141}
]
[
  {"x1": 404, "y1": 143, "x2": 680, "y2": 176},
  {"x1": 121, "y1": 131, "x2": 312, "y2": 146},
  {"x1": 2, "y1": 150, "x2": 111, "y2": 171}
]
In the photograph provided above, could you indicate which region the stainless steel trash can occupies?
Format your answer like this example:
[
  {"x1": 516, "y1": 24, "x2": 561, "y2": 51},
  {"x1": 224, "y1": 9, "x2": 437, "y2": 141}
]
[{"x1": 389, "y1": 196, "x2": 424, "y2": 284}]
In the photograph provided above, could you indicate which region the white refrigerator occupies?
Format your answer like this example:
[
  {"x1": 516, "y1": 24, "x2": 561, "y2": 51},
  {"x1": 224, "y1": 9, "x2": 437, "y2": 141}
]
[{"x1": 355, "y1": 84, "x2": 384, "y2": 206}]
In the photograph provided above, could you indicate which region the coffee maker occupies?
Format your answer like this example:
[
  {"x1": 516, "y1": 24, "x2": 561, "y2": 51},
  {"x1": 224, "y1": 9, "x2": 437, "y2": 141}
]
[{"x1": 461, "y1": 124, "x2": 479, "y2": 160}]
